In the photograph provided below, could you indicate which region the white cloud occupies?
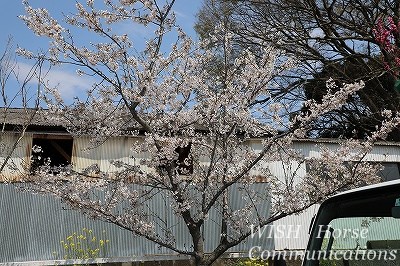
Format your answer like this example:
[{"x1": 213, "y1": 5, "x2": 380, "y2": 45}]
[
  {"x1": 173, "y1": 9, "x2": 187, "y2": 19},
  {"x1": 15, "y1": 62, "x2": 95, "y2": 101},
  {"x1": 309, "y1": 28, "x2": 325, "y2": 38}
]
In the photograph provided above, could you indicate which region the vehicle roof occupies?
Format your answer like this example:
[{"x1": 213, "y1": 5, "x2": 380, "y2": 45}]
[
  {"x1": 322, "y1": 179, "x2": 400, "y2": 204},
  {"x1": 331, "y1": 179, "x2": 400, "y2": 199}
]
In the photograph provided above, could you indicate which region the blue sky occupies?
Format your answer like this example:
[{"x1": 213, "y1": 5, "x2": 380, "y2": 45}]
[{"x1": 0, "y1": 0, "x2": 203, "y2": 105}]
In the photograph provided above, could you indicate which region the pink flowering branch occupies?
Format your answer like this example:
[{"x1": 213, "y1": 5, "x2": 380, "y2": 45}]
[{"x1": 373, "y1": 16, "x2": 400, "y2": 76}]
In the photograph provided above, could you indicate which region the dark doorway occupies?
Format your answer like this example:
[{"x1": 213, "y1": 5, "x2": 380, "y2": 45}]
[{"x1": 30, "y1": 135, "x2": 73, "y2": 174}]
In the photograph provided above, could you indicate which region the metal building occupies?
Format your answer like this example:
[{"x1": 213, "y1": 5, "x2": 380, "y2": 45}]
[{"x1": 1, "y1": 108, "x2": 400, "y2": 265}]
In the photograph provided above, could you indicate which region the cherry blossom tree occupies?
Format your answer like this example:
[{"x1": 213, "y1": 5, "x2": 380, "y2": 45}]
[{"x1": 17, "y1": 1, "x2": 400, "y2": 265}]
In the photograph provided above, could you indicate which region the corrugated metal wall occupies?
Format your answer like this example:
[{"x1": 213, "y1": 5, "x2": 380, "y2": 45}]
[
  {"x1": 328, "y1": 216, "x2": 400, "y2": 250},
  {"x1": 246, "y1": 139, "x2": 400, "y2": 251},
  {"x1": 2, "y1": 136, "x2": 400, "y2": 263},
  {"x1": 0, "y1": 132, "x2": 32, "y2": 181},
  {"x1": 72, "y1": 136, "x2": 151, "y2": 174},
  {"x1": 0, "y1": 183, "x2": 273, "y2": 264},
  {"x1": 273, "y1": 205, "x2": 320, "y2": 250},
  {"x1": 0, "y1": 184, "x2": 139, "y2": 263},
  {"x1": 291, "y1": 140, "x2": 400, "y2": 162}
]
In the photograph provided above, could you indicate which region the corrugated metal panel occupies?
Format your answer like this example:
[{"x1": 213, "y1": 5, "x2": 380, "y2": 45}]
[
  {"x1": 292, "y1": 141, "x2": 400, "y2": 162},
  {"x1": 70, "y1": 137, "x2": 275, "y2": 255},
  {"x1": 273, "y1": 204, "x2": 319, "y2": 250},
  {"x1": 72, "y1": 136, "x2": 151, "y2": 174},
  {"x1": 0, "y1": 183, "x2": 272, "y2": 264},
  {"x1": 247, "y1": 139, "x2": 400, "y2": 251},
  {"x1": 326, "y1": 216, "x2": 400, "y2": 250},
  {"x1": 0, "y1": 132, "x2": 32, "y2": 181},
  {"x1": 0, "y1": 184, "x2": 138, "y2": 263},
  {"x1": 3, "y1": 136, "x2": 400, "y2": 263},
  {"x1": 225, "y1": 183, "x2": 274, "y2": 252},
  {"x1": 248, "y1": 139, "x2": 400, "y2": 162}
]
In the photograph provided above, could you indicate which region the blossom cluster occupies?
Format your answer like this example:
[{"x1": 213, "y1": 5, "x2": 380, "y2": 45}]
[{"x1": 373, "y1": 17, "x2": 400, "y2": 73}]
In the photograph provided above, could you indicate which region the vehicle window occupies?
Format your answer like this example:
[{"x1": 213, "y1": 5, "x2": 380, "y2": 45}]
[{"x1": 318, "y1": 217, "x2": 400, "y2": 265}]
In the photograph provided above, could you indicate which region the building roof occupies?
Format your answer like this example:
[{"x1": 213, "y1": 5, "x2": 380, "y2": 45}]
[
  {"x1": 0, "y1": 107, "x2": 61, "y2": 127},
  {"x1": 0, "y1": 107, "x2": 147, "y2": 130},
  {"x1": 2, "y1": 108, "x2": 400, "y2": 148}
]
